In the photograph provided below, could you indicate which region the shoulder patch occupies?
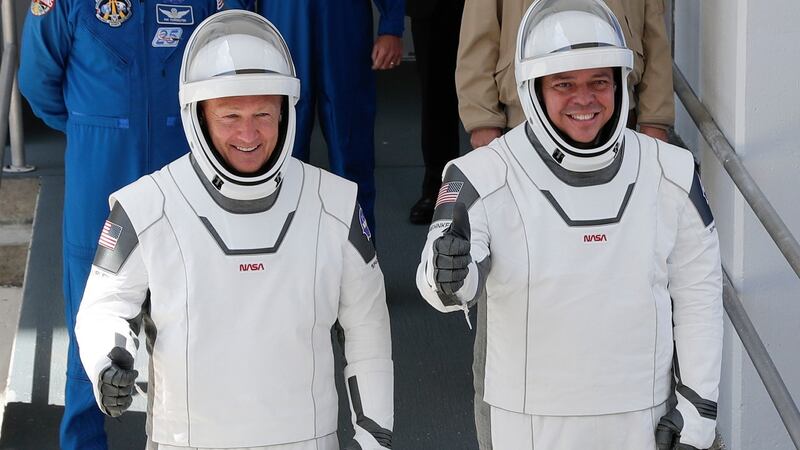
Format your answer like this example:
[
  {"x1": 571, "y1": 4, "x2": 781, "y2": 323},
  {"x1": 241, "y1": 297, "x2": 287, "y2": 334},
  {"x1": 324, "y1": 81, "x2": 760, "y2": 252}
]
[
  {"x1": 688, "y1": 171, "x2": 714, "y2": 228},
  {"x1": 30, "y1": 0, "x2": 55, "y2": 16},
  {"x1": 348, "y1": 203, "x2": 376, "y2": 264},
  {"x1": 93, "y1": 203, "x2": 139, "y2": 274},
  {"x1": 431, "y1": 164, "x2": 480, "y2": 223}
]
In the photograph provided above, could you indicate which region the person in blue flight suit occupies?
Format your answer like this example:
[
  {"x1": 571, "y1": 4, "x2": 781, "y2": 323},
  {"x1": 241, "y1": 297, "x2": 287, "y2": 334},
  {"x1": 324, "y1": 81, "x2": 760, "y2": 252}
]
[
  {"x1": 18, "y1": 0, "x2": 246, "y2": 447},
  {"x1": 256, "y1": 0, "x2": 404, "y2": 233}
]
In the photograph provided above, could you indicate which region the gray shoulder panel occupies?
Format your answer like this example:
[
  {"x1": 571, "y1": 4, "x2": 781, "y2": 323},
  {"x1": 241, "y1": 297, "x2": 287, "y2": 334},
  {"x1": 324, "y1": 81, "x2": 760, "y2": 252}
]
[
  {"x1": 688, "y1": 171, "x2": 714, "y2": 227},
  {"x1": 348, "y1": 203, "x2": 376, "y2": 264},
  {"x1": 431, "y1": 165, "x2": 480, "y2": 223},
  {"x1": 93, "y1": 203, "x2": 139, "y2": 274}
]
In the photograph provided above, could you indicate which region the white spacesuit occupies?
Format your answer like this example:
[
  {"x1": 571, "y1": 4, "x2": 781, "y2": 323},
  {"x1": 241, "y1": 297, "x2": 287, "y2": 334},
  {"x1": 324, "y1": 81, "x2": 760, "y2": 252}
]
[
  {"x1": 76, "y1": 11, "x2": 393, "y2": 450},
  {"x1": 416, "y1": 1, "x2": 723, "y2": 449}
]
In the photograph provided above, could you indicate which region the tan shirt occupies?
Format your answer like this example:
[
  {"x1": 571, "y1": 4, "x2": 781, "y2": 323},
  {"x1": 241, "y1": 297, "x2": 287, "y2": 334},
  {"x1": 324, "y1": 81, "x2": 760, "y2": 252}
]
[{"x1": 456, "y1": 0, "x2": 675, "y2": 132}]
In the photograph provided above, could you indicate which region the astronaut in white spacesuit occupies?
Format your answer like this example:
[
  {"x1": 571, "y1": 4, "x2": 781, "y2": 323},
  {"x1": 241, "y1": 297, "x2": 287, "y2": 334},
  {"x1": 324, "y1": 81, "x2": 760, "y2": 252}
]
[
  {"x1": 415, "y1": 0, "x2": 723, "y2": 449},
  {"x1": 75, "y1": 11, "x2": 393, "y2": 450}
]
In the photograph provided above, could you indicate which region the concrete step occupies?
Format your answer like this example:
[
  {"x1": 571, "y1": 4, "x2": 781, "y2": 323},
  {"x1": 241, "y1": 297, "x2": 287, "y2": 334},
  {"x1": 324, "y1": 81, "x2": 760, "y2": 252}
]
[
  {"x1": 0, "y1": 177, "x2": 40, "y2": 432},
  {"x1": 0, "y1": 178, "x2": 38, "y2": 288}
]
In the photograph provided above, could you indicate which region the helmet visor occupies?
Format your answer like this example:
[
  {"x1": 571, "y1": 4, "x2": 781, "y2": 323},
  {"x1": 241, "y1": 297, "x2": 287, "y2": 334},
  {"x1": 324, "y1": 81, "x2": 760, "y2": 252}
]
[
  {"x1": 519, "y1": 0, "x2": 626, "y2": 61},
  {"x1": 180, "y1": 11, "x2": 300, "y2": 105},
  {"x1": 516, "y1": 0, "x2": 631, "y2": 84}
]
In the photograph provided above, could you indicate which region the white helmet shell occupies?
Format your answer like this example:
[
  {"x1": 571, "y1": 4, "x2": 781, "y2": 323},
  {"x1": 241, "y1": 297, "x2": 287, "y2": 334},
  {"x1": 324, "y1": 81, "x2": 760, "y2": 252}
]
[
  {"x1": 515, "y1": 0, "x2": 633, "y2": 172},
  {"x1": 179, "y1": 10, "x2": 301, "y2": 200}
]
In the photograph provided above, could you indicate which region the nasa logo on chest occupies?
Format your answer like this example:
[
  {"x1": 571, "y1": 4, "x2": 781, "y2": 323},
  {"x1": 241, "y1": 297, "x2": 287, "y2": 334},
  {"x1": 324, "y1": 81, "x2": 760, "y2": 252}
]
[
  {"x1": 583, "y1": 233, "x2": 607, "y2": 243},
  {"x1": 239, "y1": 262, "x2": 265, "y2": 272}
]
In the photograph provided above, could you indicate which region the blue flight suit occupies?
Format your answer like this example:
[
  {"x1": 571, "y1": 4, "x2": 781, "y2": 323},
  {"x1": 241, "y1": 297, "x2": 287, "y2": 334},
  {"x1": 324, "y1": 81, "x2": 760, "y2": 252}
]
[
  {"x1": 256, "y1": 0, "x2": 404, "y2": 232},
  {"x1": 19, "y1": 0, "x2": 246, "y2": 447}
]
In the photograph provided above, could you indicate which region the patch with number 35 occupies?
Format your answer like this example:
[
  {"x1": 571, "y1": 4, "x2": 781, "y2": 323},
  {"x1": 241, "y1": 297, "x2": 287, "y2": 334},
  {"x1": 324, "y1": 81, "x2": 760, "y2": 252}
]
[{"x1": 152, "y1": 27, "x2": 182, "y2": 47}]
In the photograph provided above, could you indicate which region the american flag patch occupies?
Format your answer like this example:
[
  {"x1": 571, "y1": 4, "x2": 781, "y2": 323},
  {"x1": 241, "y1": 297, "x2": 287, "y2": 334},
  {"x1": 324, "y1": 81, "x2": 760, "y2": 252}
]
[
  {"x1": 99, "y1": 220, "x2": 123, "y2": 251},
  {"x1": 435, "y1": 181, "x2": 464, "y2": 208}
]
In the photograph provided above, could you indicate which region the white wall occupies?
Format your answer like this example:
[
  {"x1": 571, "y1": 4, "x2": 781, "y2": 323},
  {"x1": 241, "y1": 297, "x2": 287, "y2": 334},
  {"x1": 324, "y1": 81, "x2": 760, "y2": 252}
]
[{"x1": 672, "y1": 1, "x2": 800, "y2": 448}]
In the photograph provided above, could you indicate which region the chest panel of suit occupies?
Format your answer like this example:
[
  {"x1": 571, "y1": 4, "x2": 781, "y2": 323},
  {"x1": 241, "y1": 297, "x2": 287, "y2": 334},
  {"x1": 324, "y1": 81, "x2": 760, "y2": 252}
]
[
  {"x1": 137, "y1": 158, "x2": 342, "y2": 446},
  {"x1": 479, "y1": 128, "x2": 674, "y2": 415}
]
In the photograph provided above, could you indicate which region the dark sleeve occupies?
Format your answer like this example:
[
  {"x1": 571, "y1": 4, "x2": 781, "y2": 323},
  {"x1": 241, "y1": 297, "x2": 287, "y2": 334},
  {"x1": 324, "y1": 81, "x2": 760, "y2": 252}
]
[
  {"x1": 93, "y1": 203, "x2": 140, "y2": 274},
  {"x1": 372, "y1": 0, "x2": 405, "y2": 36},
  {"x1": 19, "y1": 0, "x2": 73, "y2": 132}
]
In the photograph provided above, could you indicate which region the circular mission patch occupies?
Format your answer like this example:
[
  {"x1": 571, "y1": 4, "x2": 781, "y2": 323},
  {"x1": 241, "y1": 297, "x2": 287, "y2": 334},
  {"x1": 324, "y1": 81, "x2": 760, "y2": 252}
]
[{"x1": 30, "y1": 0, "x2": 55, "y2": 16}]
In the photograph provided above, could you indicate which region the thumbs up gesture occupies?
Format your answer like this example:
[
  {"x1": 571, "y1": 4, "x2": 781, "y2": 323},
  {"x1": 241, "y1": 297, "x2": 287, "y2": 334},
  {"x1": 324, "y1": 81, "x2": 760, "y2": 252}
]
[
  {"x1": 433, "y1": 202, "x2": 472, "y2": 296},
  {"x1": 99, "y1": 346, "x2": 138, "y2": 417}
]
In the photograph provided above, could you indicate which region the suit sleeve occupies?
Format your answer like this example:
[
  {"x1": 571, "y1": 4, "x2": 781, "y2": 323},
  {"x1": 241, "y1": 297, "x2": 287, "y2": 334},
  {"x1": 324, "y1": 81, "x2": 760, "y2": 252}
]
[
  {"x1": 339, "y1": 203, "x2": 394, "y2": 449},
  {"x1": 19, "y1": 0, "x2": 73, "y2": 132},
  {"x1": 666, "y1": 172, "x2": 723, "y2": 449},
  {"x1": 372, "y1": 0, "x2": 404, "y2": 37},
  {"x1": 636, "y1": 0, "x2": 675, "y2": 128},
  {"x1": 416, "y1": 163, "x2": 491, "y2": 313},
  {"x1": 75, "y1": 203, "x2": 149, "y2": 414},
  {"x1": 456, "y1": 0, "x2": 506, "y2": 132}
]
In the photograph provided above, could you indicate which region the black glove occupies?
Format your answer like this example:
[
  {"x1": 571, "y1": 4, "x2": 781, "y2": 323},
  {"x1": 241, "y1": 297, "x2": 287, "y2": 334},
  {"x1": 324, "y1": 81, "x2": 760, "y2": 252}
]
[
  {"x1": 99, "y1": 346, "x2": 138, "y2": 417},
  {"x1": 433, "y1": 202, "x2": 471, "y2": 296},
  {"x1": 655, "y1": 408, "x2": 701, "y2": 450},
  {"x1": 342, "y1": 440, "x2": 360, "y2": 450}
]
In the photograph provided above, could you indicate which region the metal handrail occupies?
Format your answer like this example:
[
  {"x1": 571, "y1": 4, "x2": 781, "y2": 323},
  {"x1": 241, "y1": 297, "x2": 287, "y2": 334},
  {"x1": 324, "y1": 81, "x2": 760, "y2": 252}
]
[
  {"x1": 0, "y1": 0, "x2": 33, "y2": 191},
  {"x1": 673, "y1": 66, "x2": 800, "y2": 280},
  {"x1": 674, "y1": 64, "x2": 800, "y2": 449},
  {"x1": 5, "y1": 74, "x2": 33, "y2": 174},
  {"x1": 0, "y1": 48, "x2": 14, "y2": 191},
  {"x1": 722, "y1": 268, "x2": 800, "y2": 448}
]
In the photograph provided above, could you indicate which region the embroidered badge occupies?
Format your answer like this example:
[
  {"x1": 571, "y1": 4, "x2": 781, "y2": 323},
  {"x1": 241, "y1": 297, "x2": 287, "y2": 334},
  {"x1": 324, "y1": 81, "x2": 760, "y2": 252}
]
[
  {"x1": 156, "y1": 4, "x2": 193, "y2": 25},
  {"x1": 435, "y1": 181, "x2": 464, "y2": 208},
  {"x1": 99, "y1": 220, "x2": 123, "y2": 250},
  {"x1": 30, "y1": 0, "x2": 55, "y2": 16},
  {"x1": 358, "y1": 206, "x2": 372, "y2": 241},
  {"x1": 216, "y1": 0, "x2": 223, "y2": 10},
  {"x1": 152, "y1": 27, "x2": 182, "y2": 47},
  {"x1": 95, "y1": 0, "x2": 132, "y2": 27}
]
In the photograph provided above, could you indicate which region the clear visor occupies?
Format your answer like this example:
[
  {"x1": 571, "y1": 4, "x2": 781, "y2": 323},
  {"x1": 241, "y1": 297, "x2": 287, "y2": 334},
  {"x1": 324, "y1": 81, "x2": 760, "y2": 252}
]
[
  {"x1": 182, "y1": 11, "x2": 295, "y2": 83},
  {"x1": 179, "y1": 10, "x2": 300, "y2": 106},
  {"x1": 519, "y1": 0, "x2": 626, "y2": 62}
]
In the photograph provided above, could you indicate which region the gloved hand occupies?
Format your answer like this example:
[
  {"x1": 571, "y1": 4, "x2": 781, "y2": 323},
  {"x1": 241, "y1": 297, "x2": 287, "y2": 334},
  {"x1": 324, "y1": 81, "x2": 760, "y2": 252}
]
[
  {"x1": 655, "y1": 408, "x2": 701, "y2": 450},
  {"x1": 433, "y1": 202, "x2": 471, "y2": 296},
  {"x1": 99, "y1": 346, "x2": 138, "y2": 417}
]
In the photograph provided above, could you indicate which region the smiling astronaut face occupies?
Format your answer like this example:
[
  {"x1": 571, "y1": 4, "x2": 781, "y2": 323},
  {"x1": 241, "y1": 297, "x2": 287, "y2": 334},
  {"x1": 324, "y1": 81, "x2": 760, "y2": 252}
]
[{"x1": 202, "y1": 95, "x2": 283, "y2": 174}]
